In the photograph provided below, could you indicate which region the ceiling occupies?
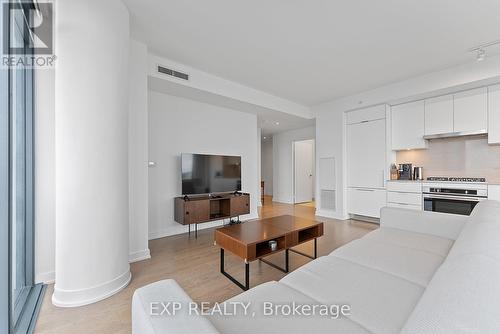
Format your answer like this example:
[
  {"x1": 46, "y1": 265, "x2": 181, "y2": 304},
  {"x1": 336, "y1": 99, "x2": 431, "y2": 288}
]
[
  {"x1": 124, "y1": 0, "x2": 500, "y2": 106},
  {"x1": 148, "y1": 76, "x2": 315, "y2": 137}
]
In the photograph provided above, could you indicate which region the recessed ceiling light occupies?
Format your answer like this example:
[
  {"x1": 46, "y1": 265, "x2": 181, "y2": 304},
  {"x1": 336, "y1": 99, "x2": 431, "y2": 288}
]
[
  {"x1": 275, "y1": 122, "x2": 280, "y2": 125},
  {"x1": 476, "y1": 49, "x2": 486, "y2": 62}
]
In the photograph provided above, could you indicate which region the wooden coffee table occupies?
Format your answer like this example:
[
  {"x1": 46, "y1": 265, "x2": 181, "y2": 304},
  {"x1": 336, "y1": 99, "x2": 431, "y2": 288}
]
[{"x1": 214, "y1": 215, "x2": 324, "y2": 290}]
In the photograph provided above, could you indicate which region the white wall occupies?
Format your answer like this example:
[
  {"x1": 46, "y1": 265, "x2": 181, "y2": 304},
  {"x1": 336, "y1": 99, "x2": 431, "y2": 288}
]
[
  {"x1": 148, "y1": 91, "x2": 259, "y2": 239},
  {"x1": 261, "y1": 139, "x2": 273, "y2": 196},
  {"x1": 315, "y1": 54, "x2": 500, "y2": 114},
  {"x1": 313, "y1": 108, "x2": 347, "y2": 219},
  {"x1": 128, "y1": 40, "x2": 150, "y2": 262},
  {"x1": 272, "y1": 126, "x2": 315, "y2": 204},
  {"x1": 35, "y1": 68, "x2": 55, "y2": 284},
  {"x1": 53, "y1": 0, "x2": 131, "y2": 307}
]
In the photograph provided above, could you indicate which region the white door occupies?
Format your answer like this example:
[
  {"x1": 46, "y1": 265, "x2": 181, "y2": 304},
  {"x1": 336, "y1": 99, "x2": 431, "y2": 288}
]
[
  {"x1": 294, "y1": 140, "x2": 314, "y2": 203},
  {"x1": 347, "y1": 119, "x2": 386, "y2": 188}
]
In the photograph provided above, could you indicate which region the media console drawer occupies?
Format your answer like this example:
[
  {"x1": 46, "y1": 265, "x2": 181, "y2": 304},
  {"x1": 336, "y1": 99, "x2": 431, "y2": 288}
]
[{"x1": 174, "y1": 193, "x2": 250, "y2": 225}]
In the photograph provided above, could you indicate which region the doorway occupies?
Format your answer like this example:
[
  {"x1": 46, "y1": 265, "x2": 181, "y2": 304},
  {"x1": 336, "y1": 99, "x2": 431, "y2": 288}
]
[{"x1": 293, "y1": 139, "x2": 315, "y2": 205}]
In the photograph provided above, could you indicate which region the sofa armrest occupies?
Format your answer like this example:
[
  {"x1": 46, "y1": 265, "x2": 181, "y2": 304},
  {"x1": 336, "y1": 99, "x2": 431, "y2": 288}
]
[
  {"x1": 380, "y1": 207, "x2": 467, "y2": 240},
  {"x1": 132, "y1": 279, "x2": 220, "y2": 334}
]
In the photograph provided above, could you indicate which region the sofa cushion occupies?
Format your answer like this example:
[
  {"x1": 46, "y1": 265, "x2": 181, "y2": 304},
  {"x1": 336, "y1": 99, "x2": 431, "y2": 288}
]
[
  {"x1": 280, "y1": 256, "x2": 424, "y2": 334},
  {"x1": 362, "y1": 227, "x2": 453, "y2": 257},
  {"x1": 330, "y1": 237, "x2": 446, "y2": 287},
  {"x1": 402, "y1": 200, "x2": 500, "y2": 333},
  {"x1": 208, "y1": 281, "x2": 370, "y2": 334},
  {"x1": 132, "y1": 279, "x2": 219, "y2": 334},
  {"x1": 447, "y1": 200, "x2": 500, "y2": 262},
  {"x1": 401, "y1": 254, "x2": 500, "y2": 334}
]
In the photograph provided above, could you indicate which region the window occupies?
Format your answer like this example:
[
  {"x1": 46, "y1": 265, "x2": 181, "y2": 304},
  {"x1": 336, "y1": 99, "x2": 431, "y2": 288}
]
[{"x1": 1, "y1": 1, "x2": 45, "y2": 333}]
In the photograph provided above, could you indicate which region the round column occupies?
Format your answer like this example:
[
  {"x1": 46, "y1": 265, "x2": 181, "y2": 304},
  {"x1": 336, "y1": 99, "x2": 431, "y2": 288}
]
[{"x1": 53, "y1": 0, "x2": 131, "y2": 307}]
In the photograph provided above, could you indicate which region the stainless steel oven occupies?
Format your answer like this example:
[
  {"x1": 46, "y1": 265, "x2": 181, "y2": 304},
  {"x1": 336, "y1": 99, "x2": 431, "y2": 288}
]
[{"x1": 423, "y1": 183, "x2": 487, "y2": 216}]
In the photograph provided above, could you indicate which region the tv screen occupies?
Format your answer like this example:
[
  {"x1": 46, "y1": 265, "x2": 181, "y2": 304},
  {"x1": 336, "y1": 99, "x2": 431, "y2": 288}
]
[{"x1": 181, "y1": 153, "x2": 241, "y2": 195}]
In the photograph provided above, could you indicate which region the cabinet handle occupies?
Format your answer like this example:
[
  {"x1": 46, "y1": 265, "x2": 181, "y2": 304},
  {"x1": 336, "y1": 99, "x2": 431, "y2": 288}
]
[
  {"x1": 356, "y1": 189, "x2": 375, "y2": 192},
  {"x1": 186, "y1": 211, "x2": 190, "y2": 215}
]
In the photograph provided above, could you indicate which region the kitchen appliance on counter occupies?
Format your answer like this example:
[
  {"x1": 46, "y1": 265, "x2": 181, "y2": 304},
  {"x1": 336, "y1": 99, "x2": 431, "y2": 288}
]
[
  {"x1": 423, "y1": 177, "x2": 487, "y2": 215},
  {"x1": 398, "y1": 163, "x2": 413, "y2": 180},
  {"x1": 413, "y1": 167, "x2": 423, "y2": 181}
]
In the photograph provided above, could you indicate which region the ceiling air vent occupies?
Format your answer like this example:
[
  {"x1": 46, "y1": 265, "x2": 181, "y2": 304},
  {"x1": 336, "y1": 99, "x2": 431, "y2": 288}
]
[{"x1": 157, "y1": 65, "x2": 189, "y2": 81}]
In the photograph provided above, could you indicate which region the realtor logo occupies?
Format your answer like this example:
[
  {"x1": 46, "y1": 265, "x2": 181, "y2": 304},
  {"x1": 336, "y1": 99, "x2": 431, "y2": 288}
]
[
  {"x1": 2, "y1": 1, "x2": 55, "y2": 67},
  {"x1": 3, "y1": 1, "x2": 53, "y2": 55}
]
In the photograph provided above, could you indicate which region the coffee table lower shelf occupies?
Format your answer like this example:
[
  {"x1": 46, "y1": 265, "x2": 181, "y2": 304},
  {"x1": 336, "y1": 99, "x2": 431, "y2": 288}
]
[{"x1": 220, "y1": 238, "x2": 318, "y2": 291}]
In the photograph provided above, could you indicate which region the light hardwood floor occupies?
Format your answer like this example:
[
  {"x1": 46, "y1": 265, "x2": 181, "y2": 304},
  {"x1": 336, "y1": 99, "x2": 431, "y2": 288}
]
[{"x1": 34, "y1": 196, "x2": 377, "y2": 333}]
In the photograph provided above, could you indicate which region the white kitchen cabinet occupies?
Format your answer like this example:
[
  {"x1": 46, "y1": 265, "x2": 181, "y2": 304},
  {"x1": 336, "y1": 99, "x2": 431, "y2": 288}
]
[
  {"x1": 387, "y1": 202, "x2": 422, "y2": 211},
  {"x1": 347, "y1": 118, "x2": 386, "y2": 188},
  {"x1": 424, "y1": 94, "x2": 454, "y2": 136},
  {"x1": 386, "y1": 181, "x2": 423, "y2": 211},
  {"x1": 348, "y1": 188, "x2": 387, "y2": 218},
  {"x1": 488, "y1": 84, "x2": 500, "y2": 144},
  {"x1": 391, "y1": 100, "x2": 427, "y2": 150},
  {"x1": 346, "y1": 105, "x2": 386, "y2": 124},
  {"x1": 386, "y1": 181, "x2": 422, "y2": 193},
  {"x1": 488, "y1": 185, "x2": 500, "y2": 201},
  {"x1": 453, "y1": 87, "x2": 488, "y2": 134}
]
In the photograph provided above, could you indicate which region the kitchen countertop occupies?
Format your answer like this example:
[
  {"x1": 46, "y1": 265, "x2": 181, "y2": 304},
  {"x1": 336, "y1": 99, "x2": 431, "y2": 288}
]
[{"x1": 387, "y1": 179, "x2": 499, "y2": 186}]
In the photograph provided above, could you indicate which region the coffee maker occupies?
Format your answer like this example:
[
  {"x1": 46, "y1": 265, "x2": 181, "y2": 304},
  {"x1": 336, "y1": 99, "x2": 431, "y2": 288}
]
[
  {"x1": 413, "y1": 166, "x2": 423, "y2": 180},
  {"x1": 398, "y1": 163, "x2": 413, "y2": 180}
]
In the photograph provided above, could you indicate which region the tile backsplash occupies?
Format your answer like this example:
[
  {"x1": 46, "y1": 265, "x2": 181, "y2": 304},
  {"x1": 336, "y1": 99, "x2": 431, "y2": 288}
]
[{"x1": 396, "y1": 135, "x2": 500, "y2": 182}]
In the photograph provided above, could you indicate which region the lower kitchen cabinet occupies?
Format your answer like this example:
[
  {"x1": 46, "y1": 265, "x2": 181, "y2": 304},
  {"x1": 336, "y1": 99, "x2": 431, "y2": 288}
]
[
  {"x1": 348, "y1": 188, "x2": 386, "y2": 218},
  {"x1": 386, "y1": 181, "x2": 423, "y2": 211},
  {"x1": 488, "y1": 185, "x2": 500, "y2": 201}
]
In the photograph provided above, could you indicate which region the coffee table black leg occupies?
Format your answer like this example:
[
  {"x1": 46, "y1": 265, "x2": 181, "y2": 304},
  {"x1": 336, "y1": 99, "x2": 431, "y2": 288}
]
[
  {"x1": 220, "y1": 248, "x2": 249, "y2": 291},
  {"x1": 314, "y1": 238, "x2": 317, "y2": 259},
  {"x1": 289, "y1": 238, "x2": 318, "y2": 259},
  {"x1": 259, "y1": 249, "x2": 289, "y2": 273}
]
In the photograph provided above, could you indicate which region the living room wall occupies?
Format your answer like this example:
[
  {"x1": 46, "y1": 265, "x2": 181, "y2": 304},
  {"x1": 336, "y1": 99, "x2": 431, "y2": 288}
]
[
  {"x1": 148, "y1": 91, "x2": 260, "y2": 239},
  {"x1": 272, "y1": 126, "x2": 315, "y2": 204}
]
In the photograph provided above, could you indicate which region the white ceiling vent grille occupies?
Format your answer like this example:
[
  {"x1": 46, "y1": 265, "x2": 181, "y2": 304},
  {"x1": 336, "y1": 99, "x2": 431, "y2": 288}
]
[{"x1": 157, "y1": 65, "x2": 189, "y2": 81}]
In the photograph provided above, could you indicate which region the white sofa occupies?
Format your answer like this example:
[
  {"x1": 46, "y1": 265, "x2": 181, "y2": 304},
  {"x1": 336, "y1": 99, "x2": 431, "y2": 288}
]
[{"x1": 132, "y1": 200, "x2": 500, "y2": 334}]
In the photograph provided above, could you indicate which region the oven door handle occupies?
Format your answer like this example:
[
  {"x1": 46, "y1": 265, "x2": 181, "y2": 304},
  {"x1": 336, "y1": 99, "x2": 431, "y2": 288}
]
[{"x1": 423, "y1": 194, "x2": 485, "y2": 202}]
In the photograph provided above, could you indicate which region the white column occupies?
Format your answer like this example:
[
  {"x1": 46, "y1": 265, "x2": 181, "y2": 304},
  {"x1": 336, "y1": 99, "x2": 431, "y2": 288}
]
[{"x1": 53, "y1": 0, "x2": 131, "y2": 307}]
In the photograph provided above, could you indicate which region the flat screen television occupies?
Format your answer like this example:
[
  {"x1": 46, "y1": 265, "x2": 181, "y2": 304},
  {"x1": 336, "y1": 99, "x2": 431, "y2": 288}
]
[{"x1": 181, "y1": 153, "x2": 242, "y2": 195}]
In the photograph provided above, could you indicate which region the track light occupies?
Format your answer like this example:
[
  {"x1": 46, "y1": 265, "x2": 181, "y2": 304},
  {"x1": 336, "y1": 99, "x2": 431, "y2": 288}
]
[
  {"x1": 476, "y1": 49, "x2": 486, "y2": 62},
  {"x1": 469, "y1": 40, "x2": 500, "y2": 62}
]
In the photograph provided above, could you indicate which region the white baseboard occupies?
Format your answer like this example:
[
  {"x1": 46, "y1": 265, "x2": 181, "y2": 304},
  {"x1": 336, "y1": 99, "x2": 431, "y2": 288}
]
[
  {"x1": 52, "y1": 269, "x2": 131, "y2": 308},
  {"x1": 35, "y1": 249, "x2": 151, "y2": 286},
  {"x1": 149, "y1": 213, "x2": 260, "y2": 240},
  {"x1": 129, "y1": 249, "x2": 151, "y2": 263},
  {"x1": 272, "y1": 197, "x2": 294, "y2": 204},
  {"x1": 315, "y1": 209, "x2": 349, "y2": 220},
  {"x1": 35, "y1": 271, "x2": 55, "y2": 285}
]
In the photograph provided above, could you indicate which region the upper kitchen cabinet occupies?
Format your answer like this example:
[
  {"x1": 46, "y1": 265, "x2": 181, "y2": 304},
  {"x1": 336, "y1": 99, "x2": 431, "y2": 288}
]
[
  {"x1": 488, "y1": 84, "x2": 500, "y2": 144},
  {"x1": 391, "y1": 100, "x2": 427, "y2": 150},
  {"x1": 424, "y1": 94, "x2": 454, "y2": 136},
  {"x1": 453, "y1": 87, "x2": 488, "y2": 134},
  {"x1": 346, "y1": 105, "x2": 386, "y2": 124}
]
